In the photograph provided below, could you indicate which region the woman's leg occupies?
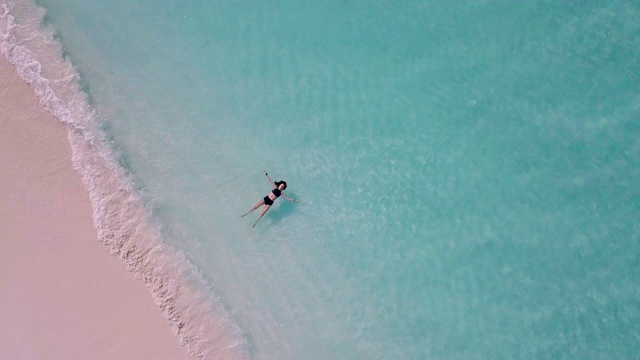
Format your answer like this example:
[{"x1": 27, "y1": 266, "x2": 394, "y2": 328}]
[
  {"x1": 241, "y1": 199, "x2": 265, "y2": 217},
  {"x1": 252, "y1": 205, "x2": 271, "y2": 228}
]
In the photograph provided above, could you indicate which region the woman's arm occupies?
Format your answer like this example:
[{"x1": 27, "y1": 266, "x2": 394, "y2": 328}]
[
  {"x1": 264, "y1": 171, "x2": 276, "y2": 188},
  {"x1": 282, "y1": 193, "x2": 299, "y2": 202}
]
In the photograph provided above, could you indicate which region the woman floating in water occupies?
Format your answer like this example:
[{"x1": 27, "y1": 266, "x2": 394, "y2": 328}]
[{"x1": 242, "y1": 171, "x2": 299, "y2": 228}]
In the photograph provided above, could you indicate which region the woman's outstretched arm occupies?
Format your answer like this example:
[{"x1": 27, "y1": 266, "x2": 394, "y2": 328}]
[
  {"x1": 264, "y1": 170, "x2": 276, "y2": 188},
  {"x1": 282, "y1": 193, "x2": 299, "y2": 202}
]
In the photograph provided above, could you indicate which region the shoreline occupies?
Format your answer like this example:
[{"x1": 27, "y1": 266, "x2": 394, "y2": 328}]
[{"x1": 0, "y1": 56, "x2": 193, "y2": 359}]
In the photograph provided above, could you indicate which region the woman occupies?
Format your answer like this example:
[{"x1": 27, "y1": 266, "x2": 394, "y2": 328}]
[{"x1": 242, "y1": 171, "x2": 299, "y2": 228}]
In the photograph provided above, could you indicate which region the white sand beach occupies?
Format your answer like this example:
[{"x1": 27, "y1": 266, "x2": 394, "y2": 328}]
[{"x1": 0, "y1": 56, "x2": 192, "y2": 359}]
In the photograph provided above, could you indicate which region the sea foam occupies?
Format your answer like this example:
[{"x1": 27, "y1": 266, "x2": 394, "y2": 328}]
[{"x1": 0, "y1": 2, "x2": 248, "y2": 359}]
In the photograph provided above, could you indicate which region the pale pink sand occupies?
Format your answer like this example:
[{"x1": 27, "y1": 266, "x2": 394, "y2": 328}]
[{"x1": 0, "y1": 57, "x2": 192, "y2": 359}]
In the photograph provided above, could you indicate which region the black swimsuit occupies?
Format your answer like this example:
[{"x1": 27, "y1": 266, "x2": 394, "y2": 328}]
[{"x1": 263, "y1": 188, "x2": 281, "y2": 206}]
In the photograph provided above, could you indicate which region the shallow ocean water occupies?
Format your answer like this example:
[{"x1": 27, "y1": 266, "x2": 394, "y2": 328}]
[{"x1": 2, "y1": 0, "x2": 639, "y2": 358}]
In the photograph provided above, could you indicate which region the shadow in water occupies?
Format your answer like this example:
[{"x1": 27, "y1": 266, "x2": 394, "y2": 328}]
[{"x1": 264, "y1": 193, "x2": 299, "y2": 228}]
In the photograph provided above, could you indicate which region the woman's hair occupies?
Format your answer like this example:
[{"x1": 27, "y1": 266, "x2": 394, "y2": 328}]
[{"x1": 275, "y1": 180, "x2": 287, "y2": 190}]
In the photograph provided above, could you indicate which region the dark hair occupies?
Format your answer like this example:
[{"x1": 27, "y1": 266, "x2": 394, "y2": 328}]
[{"x1": 275, "y1": 180, "x2": 287, "y2": 190}]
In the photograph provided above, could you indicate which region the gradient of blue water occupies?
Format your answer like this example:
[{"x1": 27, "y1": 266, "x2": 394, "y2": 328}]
[{"x1": 35, "y1": 0, "x2": 640, "y2": 358}]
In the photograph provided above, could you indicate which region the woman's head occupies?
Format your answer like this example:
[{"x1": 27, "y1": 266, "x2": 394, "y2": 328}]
[{"x1": 275, "y1": 180, "x2": 287, "y2": 190}]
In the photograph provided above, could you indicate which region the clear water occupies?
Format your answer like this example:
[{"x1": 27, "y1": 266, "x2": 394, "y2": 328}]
[{"x1": 2, "y1": 0, "x2": 639, "y2": 358}]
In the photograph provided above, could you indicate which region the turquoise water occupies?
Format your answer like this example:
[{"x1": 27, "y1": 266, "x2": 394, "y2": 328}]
[{"x1": 2, "y1": 0, "x2": 639, "y2": 358}]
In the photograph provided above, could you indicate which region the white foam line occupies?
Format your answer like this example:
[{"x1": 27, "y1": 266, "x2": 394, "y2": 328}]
[{"x1": 1, "y1": 2, "x2": 248, "y2": 359}]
